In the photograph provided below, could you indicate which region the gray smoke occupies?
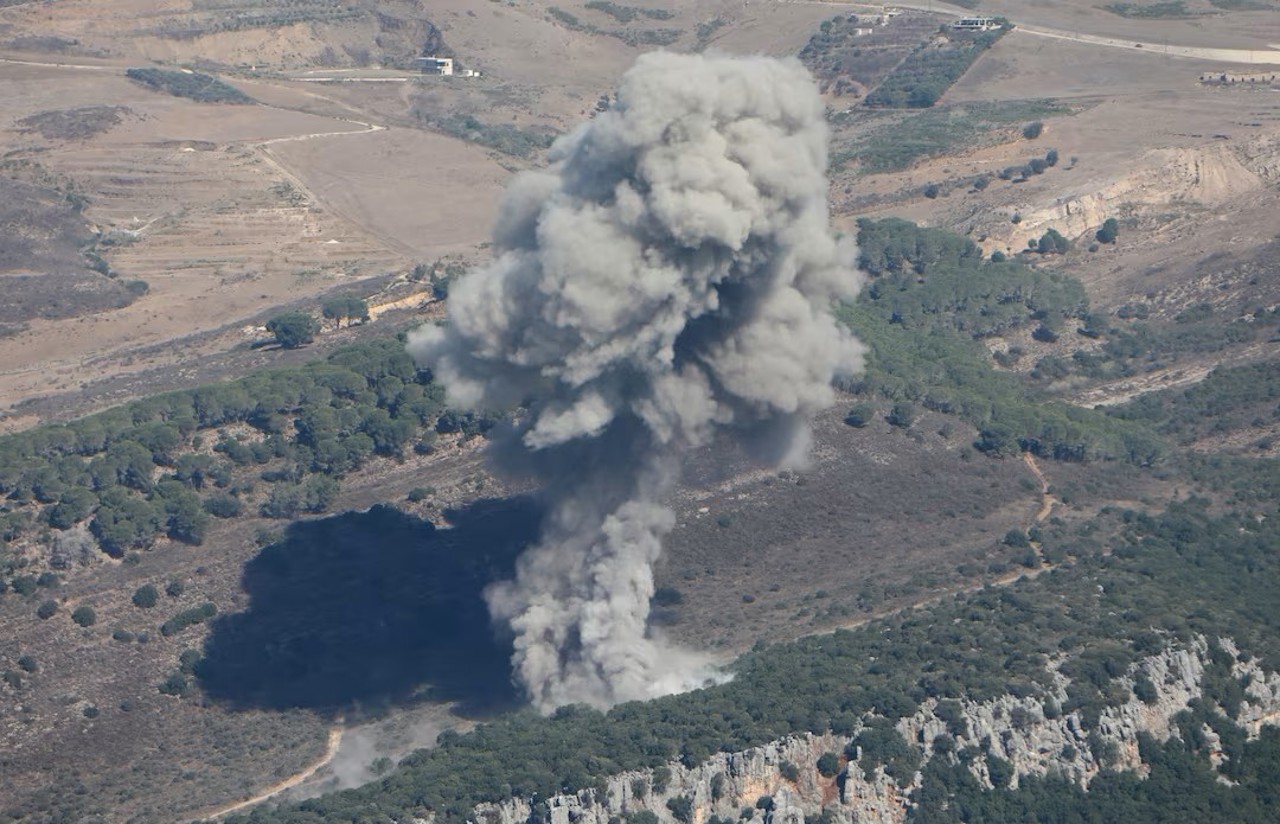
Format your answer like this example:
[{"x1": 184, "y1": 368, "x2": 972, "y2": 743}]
[{"x1": 407, "y1": 52, "x2": 864, "y2": 712}]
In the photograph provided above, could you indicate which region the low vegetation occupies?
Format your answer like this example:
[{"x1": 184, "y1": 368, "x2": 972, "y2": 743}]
[
  {"x1": 430, "y1": 114, "x2": 557, "y2": 159},
  {"x1": 547, "y1": 7, "x2": 681, "y2": 48},
  {"x1": 1102, "y1": 1, "x2": 1196, "y2": 18},
  {"x1": 837, "y1": 100, "x2": 1069, "y2": 174},
  {"x1": 125, "y1": 68, "x2": 253, "y2": 104}
]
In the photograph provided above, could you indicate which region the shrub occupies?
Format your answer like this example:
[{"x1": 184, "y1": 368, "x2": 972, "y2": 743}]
[
  {"x1": 165, "y1": 580, "x2": 185, "y2": 599},
  {"x1": 817, "y1": 751, "x2": 841, "y2": 777},
  {"x1": 17, "y1": 655, "x2": 37, "y2": 673},
  {"x1": 112, "y1": 628, "x2": 134, "y2": 642},
  {"x1": 71, "y1": 605, "x2": 96, "y2": 627},
  {"x1": 1023, "y1": 121, "x2": 1044, "y2": 139},
  {"x1": 11, "y1": 575, "x2": 37, "y2": 596},
  {"x1": 845, "y1": 402, "x2": 876, "y2": 428},
  {"x1": 202, "y1": 492, "x2": 242, "y2": 519},
  {"x1": 157, "y1": 673, "x2": 188, "y2": 696},
  {"x1": 1096, "y1": 217, "x2": 1120, "y2": 244},
  {"x1": 160, "y1": 602, "x2": 217, "y2": 636},
  {"x1": 923, "y1": 183, "x2": 940, "y2": 199},
  {"x1": 779, "y1": 761, "x2": 801, "y2": 781},
  {"x1": 1032, "y1": 324, "x2": 1059, "y2": 343},
  {"x1": 132, "y1": 584, "x2": 158, "y2": 609},
  {"x1": 652, "y1": 765, "x2": 672, "y2": 794},
  {"x1": 667, "y1": 796, "x2": 694, "y2": 824},
  {"x1": 36, "y1": 599, "x2": 57, "y2": 619},
  {"x1": 887, "y1": 402, "x2": 915, "y2": 429}
]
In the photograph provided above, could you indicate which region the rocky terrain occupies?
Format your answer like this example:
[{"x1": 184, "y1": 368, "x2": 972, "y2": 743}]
[{"x1": 480, "y1": 638, "x2": 1280, "y2": 824}]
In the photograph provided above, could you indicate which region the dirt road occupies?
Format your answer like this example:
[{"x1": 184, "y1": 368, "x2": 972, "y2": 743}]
[{"x1": 193, "y1": 726, "x2": 344, "y2": 821}]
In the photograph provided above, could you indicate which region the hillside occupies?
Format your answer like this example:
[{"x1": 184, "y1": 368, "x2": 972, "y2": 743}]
[{"x1": 1, "y1": 0, "x2": 1280, "y2": 821}]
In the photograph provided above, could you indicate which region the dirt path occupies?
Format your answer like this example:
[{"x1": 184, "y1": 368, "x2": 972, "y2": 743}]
[
  {"x1": 192, "y1": 726, "x2": 344, "y2": 822},
  {"x1": 1023, "y1": 452, "x2": 1056, "y2": 525}
]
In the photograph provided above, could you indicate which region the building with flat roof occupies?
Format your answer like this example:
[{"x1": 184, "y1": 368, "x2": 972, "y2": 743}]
[
  {"x1": 953, "y1": 17, "x2": 999, "y2": 31},
  {"x1": 416, "y1": 56, "x2": 453, "y2": 76}
]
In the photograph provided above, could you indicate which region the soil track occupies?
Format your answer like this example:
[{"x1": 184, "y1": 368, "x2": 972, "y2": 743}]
[{"x1": 193, "y1": 726, "x2": 345, "y2": 822}]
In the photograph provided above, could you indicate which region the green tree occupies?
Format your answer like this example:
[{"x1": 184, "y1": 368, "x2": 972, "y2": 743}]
[
  {"x1": 1037, "y1": 228, "x2": 1069, "y2": 255},
  {"x1": 132, "y1": 584, "x2": 159, "y2": 609},
  {"x1": 817, "y1": 752, "x2": 841, "y2": 777},
  {"x1": 887, "y1": 402, "x2": 915, "y2": 429},
  {"x1": 71, "y1": 605, "x2": 96, "y2": 627},
  {"x1": 36, "y1": 599, "x2": 57, "y2": 619},
  {"x1": 266, "y1": 311, "x2": 321, "y2": 348},
  {"x1": 321, "y1": 295, "x2": 370, "y2": 327},
  {"x1": 1096, "y1": 217, "x2": 1120, "y2": 244}
]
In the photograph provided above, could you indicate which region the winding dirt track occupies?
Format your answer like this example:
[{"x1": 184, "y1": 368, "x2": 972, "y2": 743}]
[{"x1": 191, "y1": 726, "x2": 344, "y2": 822}]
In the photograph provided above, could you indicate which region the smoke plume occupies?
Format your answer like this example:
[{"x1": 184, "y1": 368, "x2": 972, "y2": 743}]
[{"x1": 408, "y1": 52, "x2": 864, "y2": 712}]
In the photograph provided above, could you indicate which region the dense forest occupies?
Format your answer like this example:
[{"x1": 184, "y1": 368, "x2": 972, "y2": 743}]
[{"x1": 0, "y1": 337, "x2": 481, "y2": 579}]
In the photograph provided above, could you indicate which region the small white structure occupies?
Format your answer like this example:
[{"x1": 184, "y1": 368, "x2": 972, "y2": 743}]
[
  {"x1": 953, "y1": 17, "x2": 1000, "y2": 31},
  {"x1": 417, "y1": 56, "x2": 453, "y2": 76}
]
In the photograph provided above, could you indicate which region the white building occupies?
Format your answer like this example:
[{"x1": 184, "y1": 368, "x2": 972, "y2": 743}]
[
  {"x1": 417, "y1": 56, "x2": 453, "y2": 76},
  {"x1": 953, "y1": 17, "x2": 1000, "y2": 31}
]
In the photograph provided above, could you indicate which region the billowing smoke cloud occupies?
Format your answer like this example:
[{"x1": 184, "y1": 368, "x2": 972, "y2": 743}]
[{"x1": 408, "y1": 52, "x2": 864, "y2": 712}]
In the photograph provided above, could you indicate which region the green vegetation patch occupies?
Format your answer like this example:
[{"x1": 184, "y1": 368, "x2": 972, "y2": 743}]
[
  {"x1": 1102, "y1": 1, "x2": 1196, "y2": 17},
  {"x1": 125, "y1": 68, "x2": 253, "y2": 104},
  {"x1": 548, "y1": 7, "x2": 681, "y2": 48},
  {"x1": 431, "y1": 115, "x2": 557, "y2": 159},
  {"x1": 583, "y1": 1, "x2": 676, "y2": 23},
  {"x1": 0, "y1": 337, "x2": 459, "y2": 568},
  {"x1": 841, "y1": 99, "x2": 1070, "y2": 173},
  {"x1": 843, "y1": 219, "x2": 1160, "y2": 464}
]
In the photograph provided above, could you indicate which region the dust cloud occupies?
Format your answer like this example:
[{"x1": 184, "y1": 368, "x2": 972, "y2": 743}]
[{"x1": 409, "y1": 52, "x2": 864, "y2": 712}]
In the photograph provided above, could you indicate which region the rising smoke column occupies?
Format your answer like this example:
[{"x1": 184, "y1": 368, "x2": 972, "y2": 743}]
[{"x1": 407, "y1": 52, "x2": 864, "y2": 712}]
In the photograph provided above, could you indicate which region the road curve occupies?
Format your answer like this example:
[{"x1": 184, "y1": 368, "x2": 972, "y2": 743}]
[{"x1": 191, "y1": 726, "x2": 344, "y2": 822}]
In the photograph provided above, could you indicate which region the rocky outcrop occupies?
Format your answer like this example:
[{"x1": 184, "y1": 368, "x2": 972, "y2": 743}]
[{"x1": 475, "y1": 638, "x2": 1280, "y2": 824}]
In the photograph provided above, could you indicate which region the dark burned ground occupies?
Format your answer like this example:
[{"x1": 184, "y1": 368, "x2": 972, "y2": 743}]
[{"x1": 0, "y1": 175, "x2": 137, "y2": 325}]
